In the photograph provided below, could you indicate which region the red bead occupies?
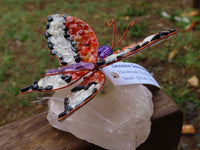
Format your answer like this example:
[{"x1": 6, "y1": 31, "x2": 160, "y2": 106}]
[
  {"x1": 65, "y1": 22, "x2": 70, "y2": 28},
  {"x1": 83, "y1": 39, "x2": 90, "y2": 46},
  {"x1": 78, "y1": 29, "x2": 85, "y2": 35},
  {"x1": 66, "y1": 16, "x2": 74, "y2": 23}
]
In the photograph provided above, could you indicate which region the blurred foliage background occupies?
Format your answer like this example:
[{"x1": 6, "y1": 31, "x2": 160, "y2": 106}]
[{"x1": 0, "y1": 0, "x2": 200, "y2": 138}]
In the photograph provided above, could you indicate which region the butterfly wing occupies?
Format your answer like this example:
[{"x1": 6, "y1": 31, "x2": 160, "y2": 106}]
[
  {"x1": 58, "y1": 70, "x2": 106, "y2": 121},
  {"x1": 45, "y1": 14, "x2": 99, "y2": 66},
  {"x1": 98, "y1": 29, "x2": 179, "y2": 67},
  {"x1": 20, "y1": 70, "x2": 90, "y2": 94}
]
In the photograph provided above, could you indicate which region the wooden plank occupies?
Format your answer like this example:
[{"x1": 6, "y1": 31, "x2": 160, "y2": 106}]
[
  {"x1": 0, "y1": 90, "x2": 183, "y2": 150},
  {"x1": 193, "y1": 0, "x2": 200, "y2": 9}
]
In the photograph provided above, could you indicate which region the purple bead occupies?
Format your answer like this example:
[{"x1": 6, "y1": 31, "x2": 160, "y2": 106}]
[
  {"x1": 75, "y1": 62, "x2": 95, "y2": 70},
  {"x1": 58, "y1": 67, "x2": 64, "y2": 73},
  {"x1": 46, "y1": 69, "x2": 57, "y2": 74},
  {"x1": 45, "y1": 62, "x2": 95, "y2": 75},
  {"x1": 98, "y1": 45, "x2": 113, "y2": 60}
]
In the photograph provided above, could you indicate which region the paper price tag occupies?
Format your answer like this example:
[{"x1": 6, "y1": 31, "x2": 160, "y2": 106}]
[{"x1": 102, "y1": 62, "x2": 160, "y2": 88}]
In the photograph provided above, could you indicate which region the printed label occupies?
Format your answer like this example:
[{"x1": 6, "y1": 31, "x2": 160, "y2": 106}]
[{"x1": 102, "y1": 62, "x2": 160, "y2": 88}]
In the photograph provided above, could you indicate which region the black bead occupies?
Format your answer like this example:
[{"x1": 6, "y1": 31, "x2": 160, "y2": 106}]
[
  {"x1": 60, "y1": 60, "x2": 68, "y2": 65},
  {"x1": 47, "y1": 38, "x2": 52, "y2": 44},
  {"x1": 62, "y1": 14, "x2": 67, "y2": 19},
  {"x1": 46, "y1": 23, "x2": 50, "y2": 30},
  {"x1": 74, "y1": 55, "x2": 81, "y2": 63},
  {"x1": 96, "y1": 60, "x2": 106, "y2": 66},
  {"x1": 65, "y1": 105, "x2": 71, "y2": 110},
  {"x1": 60, "y1": 74, "x2": 66, "y2": 80},
  {"x1": 50, "y1": 50, "x2": 57, "y2": 55},
  {"x1": 141, "y1": 41, "x2": 149, "y2": 47},
  {"x1": 64, "y1": 97, "x2": 68, "y2": 101},
  {"x1": 47, "y1": 16, "x2": 53, "y2": 22},
  {"x1": 38, "y1": 87, "x2": 45, "y2": 91},
  {"x1": 44, "y1": 32, "x2": 51, "y2": 38},
  {"x1": 169, "y1": 28, "x2": 176, "y2": 33},
  {"x1": 20, "y1": 85, "x2": 32, "y2": 93},
  {"x1": 92, "y1": 88, "x2": 97, "y2": 94},
  {"x1": 71, "y1": 46, "x2": 78, "y2": 53},
  {"x1": 108, "y1": 52, "x2": 113, "y2": 56},
  {"x1": 64, "y1": 97, "x2": 69, "y2": 105},
  {"x1": 116, "y1": 53, "x2": 125, "y2": 59},
  {"x1": 151, "y1": 34, "x2": 160, "y2": 41},
  {"x1": 62, "y1": 25, "x2": 68, "y2": 31},
  {"x1": 45, "y1": 85, "x2": 53, "y2": 90},
  {"x1": 58, "y1": 111, "x2": 66, "y2": 118},
  {"x1": 159, "y1": 31, "x2": 170, "y2": 37},
  {"x1": 48, "y1": 43, "x2": 54, "y2": 50},
  {"x1": 134, "y1": 44, "x2": 141, "y2": 50},
  {"x1": 64, "y1": 32, "x2": 70, "y2": 38},
  {"x1": 71, "y1": 85, "x2": 84, "y2": 92},
  {"x1": 64, "y1": 103, "x2": 69, "y2": 108},
  {"x1": 130, "y1": 44, "x2": 141, "y2": 52},
  {"x1": 66, "y1": 105, "x2": 73, "y2": 111},
  {"x1": 32, "y1": 81, "x2": 38, "y2": 90},
  {"x1": 71, "y1": 41, "x2": 77, "y2": 46},
  {"x1": 64, "y1": 76, "x2": 72, "y2": 83},
  {"x1": 84, "y1": 82, "x2": 97, "y2": 90}
]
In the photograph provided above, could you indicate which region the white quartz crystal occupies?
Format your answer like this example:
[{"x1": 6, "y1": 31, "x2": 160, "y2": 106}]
[{"x1": 47, "y1": 79, "x2": 153, "y2": 150}]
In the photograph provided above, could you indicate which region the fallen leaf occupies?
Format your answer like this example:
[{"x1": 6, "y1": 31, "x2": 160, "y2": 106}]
[
  {"x1": 182, "y1": 124, "x2": 195, "y2": 134},
  {"x1": 184, "y1": 20, "x2": 200, "y2": 32},
  {"x1": 124, "y1": 16, "x2": 129, "y2": 21},
  {"x1": 181, "y1": 11, "x2": 199, "y2": 17},
  {"x1": 188, "y1": 76, "x2": 199, "y2": 87},
  {"x1": 190, "y1": 11, "x2": 199, "y2": 16},
  {"x1": 168, "y1": 49, "x2": 177, "y2": 61}
]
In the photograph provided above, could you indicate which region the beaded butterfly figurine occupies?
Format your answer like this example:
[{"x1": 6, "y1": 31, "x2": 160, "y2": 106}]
[{"x1": 20, "y1": 14, "x2": 178, "y2": 121}]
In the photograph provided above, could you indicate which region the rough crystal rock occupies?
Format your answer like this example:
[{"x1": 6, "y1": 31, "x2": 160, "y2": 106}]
[{"x1": 47, "y1": 79, "x2": 153, "y2": 150}]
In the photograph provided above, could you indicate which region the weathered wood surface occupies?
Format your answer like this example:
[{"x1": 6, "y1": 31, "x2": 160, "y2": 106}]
[
  {"x1": 193, "y1": 0, "x2": 200, "y2": 8},
  {"x1": 0, "y1": 90, "x2": 183, "y2": 150}
]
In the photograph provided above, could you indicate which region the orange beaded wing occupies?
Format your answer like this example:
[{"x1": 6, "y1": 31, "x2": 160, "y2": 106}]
[
  {"x1": 45, "y1": 14, "x2": 99, "y2": 66},
  {"x1": 58, "y1": 70, "x2": 106, "y2": 121}
]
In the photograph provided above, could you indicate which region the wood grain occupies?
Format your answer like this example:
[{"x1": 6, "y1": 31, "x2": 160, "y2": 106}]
[{"x1": 0, "y1": 90, "x2": 183, "y2": 150}]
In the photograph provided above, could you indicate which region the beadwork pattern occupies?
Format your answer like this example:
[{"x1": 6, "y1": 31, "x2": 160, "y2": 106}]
[{"x1": 21, "y1": 14, "x2": 179, "y2": 121}]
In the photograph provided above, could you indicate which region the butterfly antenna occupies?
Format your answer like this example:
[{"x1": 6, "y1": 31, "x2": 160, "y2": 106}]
[
  {"x1": 108, "y1": 19, "x2": 135, "y2": 49},
  {"x1": 108, "y1": 19, "x2": 116, "y2": 49}
]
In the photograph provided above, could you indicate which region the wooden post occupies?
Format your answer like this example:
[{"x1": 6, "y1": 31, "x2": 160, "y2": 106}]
[
  {"x1": 193, "y1": 0, "x2": 200, "y2": 9},
  {"x1": 0, "y1": 90, "x2": 183, "y2": 150}
]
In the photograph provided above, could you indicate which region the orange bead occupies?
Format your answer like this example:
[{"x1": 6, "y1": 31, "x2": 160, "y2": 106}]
[
  {"x1": 75, "y1": 35, "x2": 82, "y2": 42},
  {"x1": 80, "y1": 55, "x2": 89, "y2": 62}
]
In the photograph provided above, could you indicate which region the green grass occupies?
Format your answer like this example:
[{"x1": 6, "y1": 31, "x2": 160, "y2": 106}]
[{"x1": 0, "y1": 0, "x2": 200, "y2": 125}]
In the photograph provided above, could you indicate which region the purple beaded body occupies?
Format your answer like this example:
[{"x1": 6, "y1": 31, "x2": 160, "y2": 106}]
[
  {"x1": 98, "y1": 45, "x2": 113, "y2": 60},
  {"x1": 46, "y1": 62, "x2": 95, "y2": 75}
]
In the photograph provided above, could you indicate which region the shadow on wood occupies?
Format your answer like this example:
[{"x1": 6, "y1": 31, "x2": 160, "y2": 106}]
[{"x1": 0, "y1": 90, "x2": 183, "y2": 150}]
